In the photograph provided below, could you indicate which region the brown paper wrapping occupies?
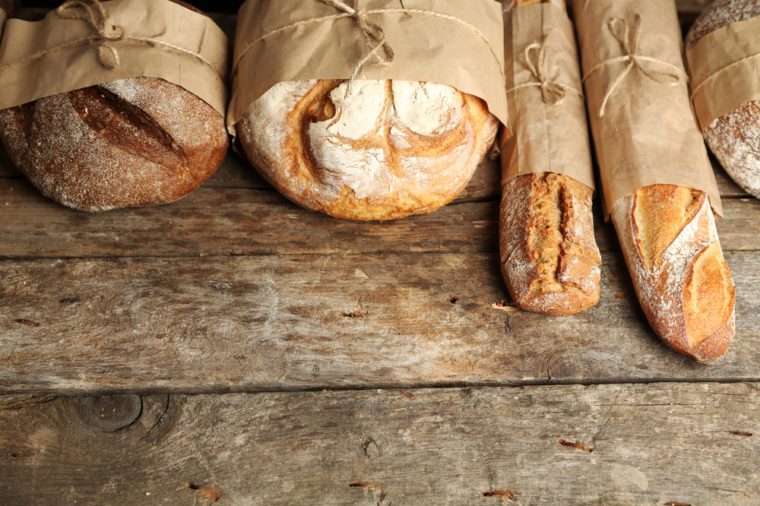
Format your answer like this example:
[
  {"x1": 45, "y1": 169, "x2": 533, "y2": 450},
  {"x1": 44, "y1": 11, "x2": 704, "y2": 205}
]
[
  {"x1": 0, "y1": 10, "x2": 7, "y2": 40},
  {"x1": 687, "y1": 15, "x2": 760, "y2": 133},
  {"x1": 0, "y1": 0, "x2": 229, "y2": 115},
  {"x1": 573, "y1": 0, "x2": 722, "y2": 216},
  {"x1": 228, "y1": 0, "x2": 508, "y2": 135},
  {"x1": 502, "y1": 1, "x2": 594, "y2": 190}
]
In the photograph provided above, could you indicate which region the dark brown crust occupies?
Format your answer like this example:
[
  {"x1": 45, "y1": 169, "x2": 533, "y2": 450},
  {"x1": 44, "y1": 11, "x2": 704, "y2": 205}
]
[
  {"x1": 0, "y1": 78, "x2": 228, "y2": 212},
  {"x1": 685, "y1": 0, "x2": 760, "y2": 50}
]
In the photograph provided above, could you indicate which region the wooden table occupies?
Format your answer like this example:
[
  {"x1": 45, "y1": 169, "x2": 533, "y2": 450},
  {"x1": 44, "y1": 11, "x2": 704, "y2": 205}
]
[{"x1": 2, "y1": 1, "x2": 758, "y2": 504}]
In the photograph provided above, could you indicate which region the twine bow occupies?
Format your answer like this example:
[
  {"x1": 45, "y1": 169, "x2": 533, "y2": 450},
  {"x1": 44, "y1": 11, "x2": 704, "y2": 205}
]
[
  {"x1": 320, "y1": 0, "x2": 395, "y2": 85},
  {"x1": 506, "y1": 40, "x2": 581, "y2": 106},
  {"x1": 57, "y1": 0, "x2": 125, "y2": 69},
  {"x1": 583, "y1": 15, "x2": 686, "y2": 117}
]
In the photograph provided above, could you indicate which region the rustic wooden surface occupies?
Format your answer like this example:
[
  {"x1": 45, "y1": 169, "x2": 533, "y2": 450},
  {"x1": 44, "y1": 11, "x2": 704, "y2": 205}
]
[
  {"x1": 1, "y1": 148, "x2": 759, "y2": 394},
  {"x1": 2, "y1": 3, "x2": 759, "y2": 504},
  {"x1": 1, "y1": 159, "x2": 756, "y2": 259},
  {"x1": 1, "y1": 250, "x2": 759, "y2": 394},
  {"x1": 1, "y1": 383, "x2": 758, "y2": 505}
]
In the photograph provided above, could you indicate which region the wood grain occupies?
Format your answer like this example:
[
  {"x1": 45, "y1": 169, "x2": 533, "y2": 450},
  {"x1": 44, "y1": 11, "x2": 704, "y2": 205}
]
[
  {"x1": 1, "y1": 251, "x2": 757, "y2": 394},
  {"x1": 1, "y1": 383, "x2": 758, "y2": 504},
  {"x1": 1, "y1": 177, "x2": 757, "y2": 259},
  {"x1": 0, "y1": 146, "x2": 749, "y2": 197}
]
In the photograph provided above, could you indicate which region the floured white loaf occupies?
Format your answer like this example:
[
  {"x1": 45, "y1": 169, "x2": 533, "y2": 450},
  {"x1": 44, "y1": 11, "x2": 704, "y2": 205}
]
[{"x1": 238, "y1": 79, "x2": 499, "y2": 221}]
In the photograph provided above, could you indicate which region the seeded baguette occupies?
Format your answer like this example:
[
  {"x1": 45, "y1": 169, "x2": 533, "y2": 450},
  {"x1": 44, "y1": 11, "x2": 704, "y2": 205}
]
[{"x1": 499, "y1": 0, "x2": 601, "y2": 315}]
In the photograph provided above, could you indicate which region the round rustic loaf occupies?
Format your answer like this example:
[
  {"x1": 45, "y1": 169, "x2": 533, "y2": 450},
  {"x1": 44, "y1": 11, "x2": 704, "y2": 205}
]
[
  {"x1": 0, "y1": 0, "x2": 228, "y2": 212},
  {"x1": 237, "y1": 79, "x2": 499, "y2": 221},
  {"x1": 0, "y1": 77, "x2": 228, "y2": 212},
  {"x1": 686, "y1": 0, "x2": 760, "y2": 199}
]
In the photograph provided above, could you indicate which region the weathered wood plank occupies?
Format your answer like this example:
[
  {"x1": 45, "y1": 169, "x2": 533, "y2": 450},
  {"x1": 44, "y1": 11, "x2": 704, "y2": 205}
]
[
  {"x1": 1, "y1": 178, "x2": 757, "y2": 259},
  {"x1": 1, "y1": 383, "x2": 757, "y2": 504},
  {"x1": 1, "y1": 251, "x2": 757, "y2": 394},
  {"x1": 200, "y1": 153, "x2": 748, "y2": 198},
  {"x1": 0, "y1": 145, "x2": 749, "y2": 199}
]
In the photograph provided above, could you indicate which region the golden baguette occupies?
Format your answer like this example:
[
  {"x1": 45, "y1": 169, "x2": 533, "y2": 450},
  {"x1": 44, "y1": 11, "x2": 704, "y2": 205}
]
[
  {"x1": 611, "y1": 185, "x2": 735, "y2": 362},
  {"x1": 500, "y1": 0, "x2": 601, "y2": 315}
]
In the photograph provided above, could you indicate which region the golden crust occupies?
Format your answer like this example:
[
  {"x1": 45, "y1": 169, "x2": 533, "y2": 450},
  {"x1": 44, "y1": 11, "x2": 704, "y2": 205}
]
[
  {"x1": 613, "y1": 185, "x2": 736, "y2": 362},
  {"x1": 239, "y1": 79, "x2": 499, "y2": 221},
  {"x1": 500, "y1": 173, "x2": 601, "y2": 316}
]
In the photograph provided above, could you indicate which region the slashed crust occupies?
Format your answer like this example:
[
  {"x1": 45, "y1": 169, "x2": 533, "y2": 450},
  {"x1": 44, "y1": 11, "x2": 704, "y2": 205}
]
[
  {"x1": 612, "y1": 185, "x2": 735, "y2": 362},
  {"x1": 0, "y1": 78, "x2": 228, "y2": 212},
  {"x1": 500, "y1": 173, "x2": 601, "y2": 315},
  {"x1": 238, "y1": 79, "x2": 499, "y2": 221}
]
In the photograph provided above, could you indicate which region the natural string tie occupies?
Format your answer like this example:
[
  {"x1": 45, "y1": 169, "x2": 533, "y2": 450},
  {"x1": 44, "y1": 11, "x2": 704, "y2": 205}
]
[
  {"x1": 57, "y1": 0, "x2": 125, "y2": 69},
  {"x1": 320, "y1": 0, "x2": 394, "y2": 85},
  {"x1": 582, "y1": 15, "x2": 687, "y2": 117},
  {"x1": 506, "y1": 41, "x2": 582, "y2": 106},
  {"x1": 232, "y1": 0, "x2": 506, "y2": 98},
  {"x1": 0, "y1": 0, "x2": 222, "y2": 79}
]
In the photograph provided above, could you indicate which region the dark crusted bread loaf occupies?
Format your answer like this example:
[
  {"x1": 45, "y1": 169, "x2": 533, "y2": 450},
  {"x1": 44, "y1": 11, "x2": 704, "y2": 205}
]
[
  {"x1": 686, "y1": 0, "x2": 760, "y2": 199},
  {"x1": 0, "y1": 78, "x2": 228, "y2": 211},
  {"x1": 0, "y1": 1, "x2": 228, "y2": 212}
]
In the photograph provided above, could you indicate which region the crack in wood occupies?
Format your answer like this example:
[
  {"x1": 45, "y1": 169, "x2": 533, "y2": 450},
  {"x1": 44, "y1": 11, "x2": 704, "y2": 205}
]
[{"x1": 483, "y1": 489, "x2": 518, "y2": 500}]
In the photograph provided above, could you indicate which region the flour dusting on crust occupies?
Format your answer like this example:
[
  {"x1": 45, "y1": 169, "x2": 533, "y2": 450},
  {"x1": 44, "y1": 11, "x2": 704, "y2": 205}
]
[
  {"x1": 0, "y1": 77, "x2": 227, "y2": 211},
  {"x1": 687, "y1": 0, "x2": 760, "y2": 199},
  {"x1": 238, "y1": 79, "x2": 498, "y2": 220}
]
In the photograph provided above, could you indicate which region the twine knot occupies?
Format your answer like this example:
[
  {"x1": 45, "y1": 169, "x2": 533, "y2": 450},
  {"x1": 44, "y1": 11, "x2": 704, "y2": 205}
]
[
  {"x1": 585, "y1": 15, "x2": 686, "y2": 117},
  {"x1": 57, "y1": 0, "x2": 124, "y2": 69},
  {"x1": 506, "y1": 39, "x2": 580, "y2": 106},
  {"x1": 320, "y1": 0, "x2": 395, "y2": 85},
  {"x1": 523, "y1": 42, "x2": 567, "y2": 106}
]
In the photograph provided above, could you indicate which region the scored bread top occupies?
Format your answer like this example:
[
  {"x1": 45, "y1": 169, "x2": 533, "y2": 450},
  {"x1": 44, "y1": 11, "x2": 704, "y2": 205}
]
[
  {"x1": 612, "y1": 185, "x2": 735, "y2": 362},
  {"x1": 0, "y1": 77, "x2": 228, "y2": 211},
  {"x1": 238, "y1": 79, "x2": 499, "y2": 221},
  {"x1": 500, "y1": 173, "x2": 601, "y2": 315}
]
